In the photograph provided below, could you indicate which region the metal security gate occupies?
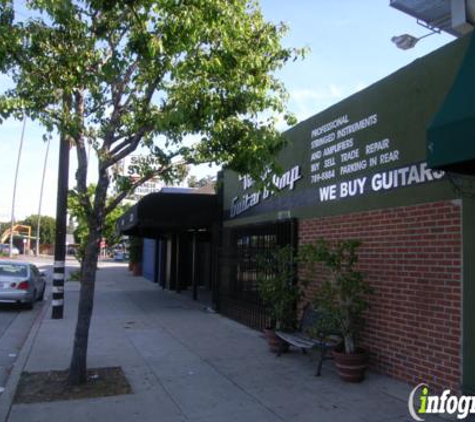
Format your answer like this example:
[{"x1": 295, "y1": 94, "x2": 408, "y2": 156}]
[{"x1": 218, "y1": 219, "x2": 297, "y2": 330}]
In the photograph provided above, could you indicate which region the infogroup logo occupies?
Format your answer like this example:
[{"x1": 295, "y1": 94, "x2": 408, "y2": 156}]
[{"x1": 408, "y1": 383, "x2": 475, "y2": 421}]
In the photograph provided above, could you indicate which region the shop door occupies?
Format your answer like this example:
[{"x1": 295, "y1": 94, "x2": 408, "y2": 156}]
[{"x1": 218, "y1": 219, "x2": 297, "y2": 330}]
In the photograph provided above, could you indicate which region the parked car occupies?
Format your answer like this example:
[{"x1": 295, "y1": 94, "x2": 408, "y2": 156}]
[
  {"x1": 0, "y1": 244, "x2": 20, "y2": 256},
  {"x1": 113, "y1": 250, "x2": 128, "y2": 261},
  {"x1": 0, "y1": 261, "x2": 46, "y2": 309}
]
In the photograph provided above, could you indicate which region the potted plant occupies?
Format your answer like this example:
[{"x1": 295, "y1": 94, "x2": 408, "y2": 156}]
[
  {"x1": 299, "y1": 238, "x2": 373, "y2": 382},
  {"x1": 256, "y1": 245, "x2": 305, "y2": 353},
  {"x1": 128, "y1": 236, "x2": 143, "y2": 276}
]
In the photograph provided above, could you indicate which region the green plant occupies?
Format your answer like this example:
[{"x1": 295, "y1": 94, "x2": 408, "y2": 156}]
[
  {"x1": 128, "y1": 237, "x2": 143, "y2": 265},
  {"x1": 68, "y1": 185, "x2": 130, "y2": 269},
  {"x1": 299, "y1": 238, "x2": 373, "y2": 354},
  {"x1": 68, "y1": 270, "x2": 82, "y2": 282},
  {"x1": 257, "y1": 245, "x2": 306, "y2": 331}
]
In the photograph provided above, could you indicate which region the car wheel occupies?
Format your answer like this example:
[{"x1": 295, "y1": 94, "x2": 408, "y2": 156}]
[
  {"x1": 38, "y1": 286, "x2": 45, "y2": 301},
  {"x1": 26, "y1": 289, "x2": 38, "y2": 309}
]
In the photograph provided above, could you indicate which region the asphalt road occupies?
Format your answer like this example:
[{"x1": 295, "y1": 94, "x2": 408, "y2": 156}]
[{"x1": 0, "y1": 295, "x2": 45, "y2": 392}]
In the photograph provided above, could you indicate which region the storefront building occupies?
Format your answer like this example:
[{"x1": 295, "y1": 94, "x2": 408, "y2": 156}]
[
  {"x1": 118, "y1": 188, "x2": 221, "y2": 307},
  {"x1": 119, "y1": 34, "x2": 475, "y2": 394},
  {"x1": 221, "y1": 34, "x2": 475, "y2": 394}
]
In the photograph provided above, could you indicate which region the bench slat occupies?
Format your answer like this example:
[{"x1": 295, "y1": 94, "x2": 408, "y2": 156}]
[
  {"x1": 275, "y1": 331, "x2": 341, "y2": 349},
  {"x1": 273, "y1": 304, "x2": 342, "y2": 376},
  {"x1": 275, "y1": 332, "x2": 318, "y2": 349}
]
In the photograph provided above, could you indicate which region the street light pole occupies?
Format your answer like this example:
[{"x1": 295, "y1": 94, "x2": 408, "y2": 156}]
[
  {"x1": 52, "y1": 98, "x2": 71, "y2": 320},
  {"x1": 9, "y1": 117, "x2": 27, "y2": 258},
  {"x1": 36, "y1": 137, "x2": 51, "y2": 257}
]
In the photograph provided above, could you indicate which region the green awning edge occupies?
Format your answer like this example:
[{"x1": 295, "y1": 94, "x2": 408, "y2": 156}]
[{"x1": 427, "y1": 32, "x2": 475, "y2": 174}]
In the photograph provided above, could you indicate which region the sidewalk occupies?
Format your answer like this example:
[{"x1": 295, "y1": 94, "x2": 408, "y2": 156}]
[{"x1": 2, "y1": 264, "x2": 442, "y2": 422}]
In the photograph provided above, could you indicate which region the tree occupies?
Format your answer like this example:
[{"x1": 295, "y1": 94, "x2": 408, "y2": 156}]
[
  {"x1": 0, "y1": 222, "x2": 9, "y2": 239},
  {"x1": 256, "y1": 245, "x2": 305, "y2": 331},
  {"x1": 68, "y1": 185, "x2": 129, "y2": 267},
  {"x1": 187, "y1": 174, "x2": 216, "y2": 188},
  {"x1": 0, "y1": 0, "x2": 303, "y2": 385},
  {"x1": 299, "y1": 239, "x2": 373, "y2": 354},
  {"x1": 20, "y1": 214, "x2": 56, "y2": 246}
]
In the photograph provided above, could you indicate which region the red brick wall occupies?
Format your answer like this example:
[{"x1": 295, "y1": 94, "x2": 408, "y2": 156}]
[{"x1": 299, "y1": 200, "x2": 462, "y2": 392}]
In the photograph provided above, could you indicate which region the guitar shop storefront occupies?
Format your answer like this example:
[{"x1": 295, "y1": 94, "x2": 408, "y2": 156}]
[
  {"x1": 222, "y1": 33, "x2": 475, "y2": 394},
  {"x1": 116, "y1": 32, "x2": 475, "y2": 394},
  {"x1": 118, "y1": 191, "x2": 221, "y2": 307}
]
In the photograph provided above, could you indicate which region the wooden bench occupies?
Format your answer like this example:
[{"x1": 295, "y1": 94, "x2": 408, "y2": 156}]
[{"x1": 275, "y1": 304, "x2": 342, "y2": 376}]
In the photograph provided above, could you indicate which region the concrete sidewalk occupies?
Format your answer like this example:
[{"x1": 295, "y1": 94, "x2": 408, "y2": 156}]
[{"x1": 2, "y1": 264, "x2": 442, "y2": 422}]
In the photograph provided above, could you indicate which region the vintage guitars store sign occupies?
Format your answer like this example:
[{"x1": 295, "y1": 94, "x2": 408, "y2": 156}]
[{"x1": 230, "y1": 165, "x2": 302, "y2": 218}]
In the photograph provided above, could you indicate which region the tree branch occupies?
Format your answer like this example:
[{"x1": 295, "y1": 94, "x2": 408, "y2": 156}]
[
  {"x1": 101, "y1": 129, "x2": 145, "y2": 171},
  {"x1": 111, "y1": 60, "x2": 138, "y2": 110},
  {"x1": 101, "y1": 69, "x2": 164, "y2": 168},
  {"x1": 74, "y1": 89, "x2": 94, "y2": 218},
  {"x1": 103, "y1": 60, "x2": 139, "y2": 147},
  {"x1": 104, "y1": 160, "x2": 186, "y2": 215}
]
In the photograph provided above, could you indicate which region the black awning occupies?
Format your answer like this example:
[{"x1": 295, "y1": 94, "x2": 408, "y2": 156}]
[
  {"x1": 117, "y1": 192, "x2": 220, "y2": 237},
  {"x1": 427, "y1": 32, "x2": 475, "y2": 175}
]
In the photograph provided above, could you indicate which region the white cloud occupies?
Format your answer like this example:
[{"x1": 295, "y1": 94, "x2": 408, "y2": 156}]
[
  {"x1": 290, "y1": 86, "x2": 344, "y2": 102},
  {"x1": 288, "y1": 85, "x2": 344, "y2": 122},
  {"x1": 329, "y1": 84, "x2": 344, "y2": 98},
  {"x1": 288, "y1": 81, "x2": 369, "y2": 123}
]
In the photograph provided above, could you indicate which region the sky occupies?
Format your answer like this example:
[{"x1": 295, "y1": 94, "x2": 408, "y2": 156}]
[{"x1": 0, "y1": 0, "x2": 454, "y2": 222}]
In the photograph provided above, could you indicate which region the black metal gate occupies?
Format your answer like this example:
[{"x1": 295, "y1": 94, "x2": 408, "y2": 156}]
[{"x1": 217, "y1": 219, "x2": 297, "y2": 330}]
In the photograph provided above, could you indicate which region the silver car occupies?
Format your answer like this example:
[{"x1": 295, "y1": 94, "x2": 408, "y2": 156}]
[
  {"x1": 0, "y1": 244, "x2": 20, "y2": 256},
  {"x1": 0, "y1": 261, "x2": 46, "y2": 308}
]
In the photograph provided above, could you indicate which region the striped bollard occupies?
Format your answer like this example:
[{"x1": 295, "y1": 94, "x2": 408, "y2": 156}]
[{"x1": 52, "y1": 260, "x2": 65, "y2": 319}]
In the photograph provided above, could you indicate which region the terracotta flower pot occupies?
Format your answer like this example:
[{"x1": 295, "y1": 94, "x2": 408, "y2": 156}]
[
  {"x1": 131, "y1": 262, "x2": 142, "y2": 276},
  {"x1": 332, "y1": 347, "x2": 369, "y2": 382},
  {"x1": 263, "y1": 328, "x2": 289, "y2": 354}
]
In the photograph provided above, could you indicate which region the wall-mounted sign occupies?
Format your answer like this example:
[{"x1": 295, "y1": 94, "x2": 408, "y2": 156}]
[
  {"x1": 231, "y1": 165, "x2": 302, "y2": 218},
  {"x1": 116, "y1": 155, "x2": 164, "y2": 202},
  {"x1": 318, "y1": 162, "x2": 444, "y2": 202},
  {"x1": 307, "y1": 113, "x2": 444, "y2": 203}
]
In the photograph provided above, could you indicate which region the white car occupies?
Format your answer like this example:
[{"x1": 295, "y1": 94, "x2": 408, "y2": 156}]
[
  {"x1": 0, "y1": 244, "x2": 20, "y2": 256},
  {"x1": 0, "y1": 261, "x2": 46, "y2": 308}
]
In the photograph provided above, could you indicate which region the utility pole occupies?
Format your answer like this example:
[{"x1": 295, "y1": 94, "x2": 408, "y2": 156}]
[
  {"x1": 36, "y1": 137, "x2": 51, "y2": 257},
  {"x1": 52, "y1": 98, "x2": 71, "y2": 320},
  {"x1": 9, "y1": 117, "x2": 27, "y2": 258}
]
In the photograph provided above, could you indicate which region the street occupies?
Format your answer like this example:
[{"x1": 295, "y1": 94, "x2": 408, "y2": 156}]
[{"x1": 0, "y1": 299, "x2": 45, "y2": 392}]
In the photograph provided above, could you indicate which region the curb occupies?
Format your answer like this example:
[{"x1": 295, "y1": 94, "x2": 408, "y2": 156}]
[{"x1": 0, "y1": 299, "x2": 50, "y2": 421}]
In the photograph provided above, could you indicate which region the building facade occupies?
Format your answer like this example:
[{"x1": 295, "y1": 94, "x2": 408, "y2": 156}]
[
  {"x1": 119, "y1": 34, "x2": 475, "y2": 394},
  {"x1": 221, "y1": 34, "x2": 475, "y2": 394}
]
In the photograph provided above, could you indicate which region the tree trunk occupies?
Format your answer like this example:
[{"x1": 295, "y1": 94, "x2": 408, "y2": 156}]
[
  {"x1": 67, "y1": 229, "x2": 100, "y2": 385},
  {"x1": 344, "y1": 333, "x2": 356, "y2": 354},
  {"x1": 69, "y1": 110, "x2": 109, "y2": 385}
]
